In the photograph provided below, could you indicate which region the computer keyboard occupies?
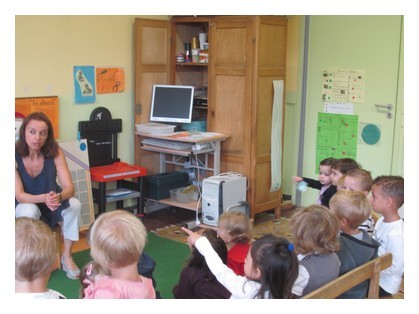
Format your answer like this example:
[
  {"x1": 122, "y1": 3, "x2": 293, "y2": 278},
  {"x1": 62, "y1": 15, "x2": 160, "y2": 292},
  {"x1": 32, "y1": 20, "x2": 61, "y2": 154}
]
[{"x1": 142, "y1": 138, "x2": 193, "y2": 150}]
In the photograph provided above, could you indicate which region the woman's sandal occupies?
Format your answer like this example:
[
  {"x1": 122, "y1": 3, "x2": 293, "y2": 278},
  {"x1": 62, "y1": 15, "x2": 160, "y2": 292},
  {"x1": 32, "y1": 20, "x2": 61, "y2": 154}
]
[{"x1": 61, "y1": 257, "x2": 80, "y2": 280}]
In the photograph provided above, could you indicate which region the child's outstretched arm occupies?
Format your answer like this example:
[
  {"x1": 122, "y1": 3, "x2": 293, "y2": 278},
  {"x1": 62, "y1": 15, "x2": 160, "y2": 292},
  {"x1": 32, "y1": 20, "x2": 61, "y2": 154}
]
[
  {"x1": 182, "y1": 227, "x2": 260, "y2": 298},
  {"x1": 292, "y1": 176, "x2": 303, "y2": 182}
]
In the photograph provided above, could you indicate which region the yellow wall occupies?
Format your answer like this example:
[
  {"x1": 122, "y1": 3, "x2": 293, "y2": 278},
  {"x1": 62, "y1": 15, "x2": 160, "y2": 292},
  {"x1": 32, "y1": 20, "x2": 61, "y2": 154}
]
[{"x1": 15, "y1": 15, "x2": 168, "y2": 164}]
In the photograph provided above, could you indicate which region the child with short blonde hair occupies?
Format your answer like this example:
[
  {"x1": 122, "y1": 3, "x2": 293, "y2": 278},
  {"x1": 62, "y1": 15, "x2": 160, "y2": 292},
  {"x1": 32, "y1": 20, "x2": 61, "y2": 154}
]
[
  {"x1": 341, "y1": 168, "x2": 373, "y2": 193},
  {"x1": 329, "y1": 190, "x2": 379, "y2": 298},
  {"x1": 341, "y1": 168, "x2": 375, "y2": 233},
  {"x1": 217, "y1": 211, "x2": 251, "y2": 276},
  {"x1": 15, "y1": 217, "x2": 66, "y2": 298},
  {"x1": 84, "y1": 210, "x2": 155, "y2": 299},
  {"x1": 290, "y1": 205, "x2": 341, "y2": 297}
]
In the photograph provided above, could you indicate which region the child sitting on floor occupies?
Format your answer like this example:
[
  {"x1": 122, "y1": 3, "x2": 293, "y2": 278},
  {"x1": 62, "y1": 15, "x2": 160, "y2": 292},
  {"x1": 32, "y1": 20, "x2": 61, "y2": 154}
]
[
  {"x1": 15, "y1": 217, "x2": 66, "y2": 299},
  {"x1": 329, "y1": 190, "x2": 380, "y2": 298},
  {"x1": 172, "y1": 229, "x2": 231, "y2": 299},
  {"x1": 217, "y1": 211, "x2": 251, "y2": 276},
  {"x1": 290, "y1": 205, "x2": 341, "y2": 297},
  {"x1": 83, "y1": 210, "x2": 155, "y2": 299},
  {"x1": 183, "y1": 228, "x2": 299, "y2": 299}
]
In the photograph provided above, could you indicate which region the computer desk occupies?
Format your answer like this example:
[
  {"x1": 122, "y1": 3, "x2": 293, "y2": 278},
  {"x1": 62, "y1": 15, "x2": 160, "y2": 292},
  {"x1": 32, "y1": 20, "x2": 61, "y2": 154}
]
[
  {"x1": 136, "y1": 131, "x2": 228, "y2": 211},
  {"x1": 137, "y1": 131, "x2": 228, "y2": 175}
]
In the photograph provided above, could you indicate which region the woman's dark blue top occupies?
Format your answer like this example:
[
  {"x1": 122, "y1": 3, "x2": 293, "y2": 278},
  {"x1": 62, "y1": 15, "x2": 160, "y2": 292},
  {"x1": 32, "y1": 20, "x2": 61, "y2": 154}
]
[{"x1": 15, "y1": 152, "x2": 69, "y2": 227}]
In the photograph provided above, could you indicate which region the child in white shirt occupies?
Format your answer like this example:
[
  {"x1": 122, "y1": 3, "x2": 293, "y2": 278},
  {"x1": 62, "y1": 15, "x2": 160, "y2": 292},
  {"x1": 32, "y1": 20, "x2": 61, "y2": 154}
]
[
  {"x1": 183, "y1": 228, "x2": 299, "y2": 299},
  {"x1": 370, "y1": 175, "x2": 404, "y2": 296}
]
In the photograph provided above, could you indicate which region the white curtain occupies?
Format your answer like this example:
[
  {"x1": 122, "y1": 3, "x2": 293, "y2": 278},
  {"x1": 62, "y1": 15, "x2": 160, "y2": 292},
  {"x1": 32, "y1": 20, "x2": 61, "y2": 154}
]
[{"x1": 270, "y1": 80, "x2": 283, "y2": 192}]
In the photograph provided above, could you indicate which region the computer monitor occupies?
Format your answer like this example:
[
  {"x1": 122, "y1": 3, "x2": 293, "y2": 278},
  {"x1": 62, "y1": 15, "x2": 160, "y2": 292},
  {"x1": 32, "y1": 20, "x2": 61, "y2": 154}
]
[{"x1": 150, "y1": 84, "x2": 194, "y2": 124}]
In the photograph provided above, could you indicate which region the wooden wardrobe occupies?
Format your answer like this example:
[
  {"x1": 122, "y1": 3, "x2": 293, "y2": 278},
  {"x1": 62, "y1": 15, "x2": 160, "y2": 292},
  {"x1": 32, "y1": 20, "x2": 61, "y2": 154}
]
[{"x1": 134, "y1": 16, "x2": 287, "y2": 218}]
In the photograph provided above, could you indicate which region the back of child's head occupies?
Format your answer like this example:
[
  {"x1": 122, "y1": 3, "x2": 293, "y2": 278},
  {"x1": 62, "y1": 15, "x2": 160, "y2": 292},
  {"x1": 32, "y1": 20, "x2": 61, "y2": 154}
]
[
  {"x1": 332, "y1": 158, "x2": 360, "y2": 174},
  {"x1": 330, "y1": 190, "x2": 371, "y2": 229},
  {"x1": 372, "y1": 175, "x2": 404, "y2": 208},
  {"x1": 290, "y1": 205, "x2": 340, "y2": 255},
  {"x1": 188, "y1": 229, "x2": 228, "y2": 278},
  {"x1": 344, "y1": 168, "x2": 373, "y2": 192},
  {"x1": 250, "y1": 235, "x2": 298, "y2": 299},
  {"x1": 218, "y1": 211, "x2": 251, "y2": 244},
  {"x1": 79, "y1": 261, "x2": 109, "y2": 298},
  {"x1": 89, "y1": 210, "x2": 147, "y2": 269},
  {"x1": 15, "y1": 217, "x2": 57, "y2": 281},
  {"x1": 320, "y1": 157, "x2": 337, "y2": 167}
]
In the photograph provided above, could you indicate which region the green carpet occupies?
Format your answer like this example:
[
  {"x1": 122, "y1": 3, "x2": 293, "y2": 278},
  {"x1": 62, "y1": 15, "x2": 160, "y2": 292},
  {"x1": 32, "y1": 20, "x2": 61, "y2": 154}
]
[{"x1": 48, "y1": 232, "x2": 190, "y2": 299}]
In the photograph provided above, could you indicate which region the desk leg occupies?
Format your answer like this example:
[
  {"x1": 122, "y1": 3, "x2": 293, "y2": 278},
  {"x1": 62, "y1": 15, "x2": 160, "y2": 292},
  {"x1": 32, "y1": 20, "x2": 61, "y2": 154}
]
[
  {"x1": 213, "y1": 140, "x2": 221, "y2": 175},
  {"x1": 97, "y1": 182, "x2": 107, "y2": 215},
  {"x1": 159, "y1": 152, "x2": 166, "y2": 173},
  {"x1": 137, "y1": 177, "x2": 145, "y2": 217},
  {"x1": 116, "y1": 180, "x2": 124, "y2": 210}
]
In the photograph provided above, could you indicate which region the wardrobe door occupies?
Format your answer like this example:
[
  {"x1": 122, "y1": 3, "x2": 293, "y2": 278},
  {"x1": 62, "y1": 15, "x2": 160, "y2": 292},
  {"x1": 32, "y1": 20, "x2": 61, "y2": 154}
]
[
  {"x1": 253, "y1": 16, "x2": 287, "y2": 216},
  {"x1": 208, "y1": 17, "x2": 254, "y2": 181},
  {"x1": 134, "y1": 18, "x2": 171, "y2": 173}
]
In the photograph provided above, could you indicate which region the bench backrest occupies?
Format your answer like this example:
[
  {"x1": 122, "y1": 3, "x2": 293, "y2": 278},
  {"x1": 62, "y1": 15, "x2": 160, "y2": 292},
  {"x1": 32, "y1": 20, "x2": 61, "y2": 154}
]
[{"x1": 303, "y1": 252, "x2": 392, "y2": 299}]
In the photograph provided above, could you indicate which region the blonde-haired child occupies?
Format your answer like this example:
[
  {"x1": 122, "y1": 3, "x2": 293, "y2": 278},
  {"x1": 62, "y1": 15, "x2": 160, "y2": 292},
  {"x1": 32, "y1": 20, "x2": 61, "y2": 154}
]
[
  {"x1": 217, "y1": 211, "x2": 251, "y2": 276},
  {"x1": 83, "y1": 210, "x2": 155, "y2": 299},
  {"x1": 290, "y1": 205, "x2": 341, "y2": 297},
  {"x1": 15, "y1": 217, "x2": 66, "y2": 298},
  {"x1": 329, "y1": 190, "x2": 379, "y2": 298},
  {"x1": 340, "y1": 168, "x2": 376, "y2": 233}
]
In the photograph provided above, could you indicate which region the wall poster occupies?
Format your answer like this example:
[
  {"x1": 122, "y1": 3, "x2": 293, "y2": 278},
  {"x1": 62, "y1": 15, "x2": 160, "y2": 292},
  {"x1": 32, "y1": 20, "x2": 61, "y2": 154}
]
[
  {"x1": 322, "y1": 69, "x2": 365, "y2": 103},
  {"x1": 96, "y1": 67, "x2": 125, "y2": 94},
  {"x1": 316, "y1": 112, "x2": 358, "y2": 173},
  {"x1": 15, "y1": 96, "x2": 59, "y2": 138},
  {"x1": 74, "y1": 65, "x2": 95, "y2": 104}
]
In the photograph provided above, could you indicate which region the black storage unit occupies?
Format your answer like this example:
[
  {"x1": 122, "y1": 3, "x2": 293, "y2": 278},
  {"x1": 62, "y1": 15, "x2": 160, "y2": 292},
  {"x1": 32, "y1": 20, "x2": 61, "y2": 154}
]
[{"x1": 145, "y1": 171, "x2": 189, "y2": 200}]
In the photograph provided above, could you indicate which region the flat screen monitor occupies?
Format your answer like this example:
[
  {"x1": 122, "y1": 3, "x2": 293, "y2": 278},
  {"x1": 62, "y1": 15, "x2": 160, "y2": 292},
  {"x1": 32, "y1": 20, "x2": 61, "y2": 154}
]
[{"x1": 150, "y1": 84, "x2": 194, "y2": 124}]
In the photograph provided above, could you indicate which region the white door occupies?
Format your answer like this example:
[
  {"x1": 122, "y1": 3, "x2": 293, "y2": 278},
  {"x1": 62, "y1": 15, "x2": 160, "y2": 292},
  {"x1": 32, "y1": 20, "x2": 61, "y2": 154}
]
[{"x1": 299, "y1": 16, "x2": 403, "y2": 206}]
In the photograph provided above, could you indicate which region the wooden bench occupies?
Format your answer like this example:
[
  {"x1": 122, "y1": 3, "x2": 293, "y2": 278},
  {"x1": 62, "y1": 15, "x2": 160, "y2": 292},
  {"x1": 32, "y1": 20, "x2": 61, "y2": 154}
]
[{"x1": 303, "y1": 252, "x2": 392, "y2": 299}]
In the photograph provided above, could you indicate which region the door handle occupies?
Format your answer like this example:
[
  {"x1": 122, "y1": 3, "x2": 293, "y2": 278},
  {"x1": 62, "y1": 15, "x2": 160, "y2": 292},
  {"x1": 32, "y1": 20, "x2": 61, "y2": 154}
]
[
  {"x1": 375, "y1": 103, "x2": 393, "y2": 119},
  {"x1": 375, "y1": 103, "x2": 393, "y2": 111}
]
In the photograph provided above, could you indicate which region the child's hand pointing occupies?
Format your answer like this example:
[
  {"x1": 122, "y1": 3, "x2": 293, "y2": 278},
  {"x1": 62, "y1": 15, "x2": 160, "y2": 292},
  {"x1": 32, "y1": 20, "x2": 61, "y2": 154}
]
[{"x1": 182, "y1": 227, "x2": 202, "y2": 247}]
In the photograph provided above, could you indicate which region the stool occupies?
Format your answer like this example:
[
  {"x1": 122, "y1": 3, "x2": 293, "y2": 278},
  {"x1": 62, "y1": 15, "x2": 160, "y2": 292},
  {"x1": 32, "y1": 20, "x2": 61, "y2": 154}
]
[{"x1": 52, "y1": 225, "x2": 62, "y2": 269}]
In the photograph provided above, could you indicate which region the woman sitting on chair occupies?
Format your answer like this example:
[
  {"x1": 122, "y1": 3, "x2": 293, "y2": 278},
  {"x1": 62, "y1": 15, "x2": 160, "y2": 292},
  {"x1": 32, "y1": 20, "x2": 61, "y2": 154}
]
[{"x1": 15, "y1": 112, "x2": 81, "y2": 279}]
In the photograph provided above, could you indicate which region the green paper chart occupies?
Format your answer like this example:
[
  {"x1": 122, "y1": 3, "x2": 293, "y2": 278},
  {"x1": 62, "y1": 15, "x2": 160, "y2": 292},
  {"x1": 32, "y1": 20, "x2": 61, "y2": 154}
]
[{"x1": 316, "y1": 113, "x2": 358, "y2": 173}]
